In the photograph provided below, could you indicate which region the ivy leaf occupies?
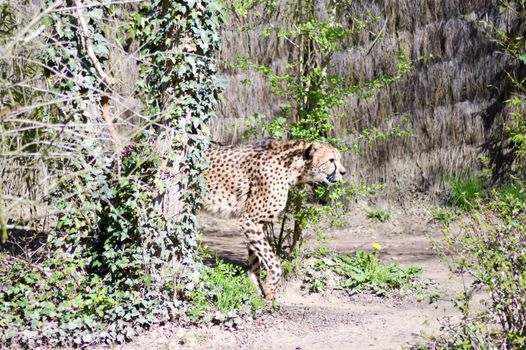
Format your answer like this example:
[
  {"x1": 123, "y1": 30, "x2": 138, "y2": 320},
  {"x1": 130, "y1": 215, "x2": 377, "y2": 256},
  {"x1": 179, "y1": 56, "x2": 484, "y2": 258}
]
[{"x1": 518, "y1": 52, "x2": 526, "y2": 64}]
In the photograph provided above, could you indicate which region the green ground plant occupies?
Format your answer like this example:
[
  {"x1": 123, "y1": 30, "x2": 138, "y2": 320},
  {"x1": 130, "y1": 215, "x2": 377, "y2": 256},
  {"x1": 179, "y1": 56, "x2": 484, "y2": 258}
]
[
  {"x1": 367, "y1": 208, "x2": 391, "y2": 223},
  {"x1": 447, "y1": 173, "x2": 525, "y2": 215},
  {"x1": 304, "y1": 247, "x2": 422, "y2": 296},
  {"x1": 430, "y1": 207, "x2": 460, "y2": 225},
  {"x1": 187, "y1": 260, "x2": 266, "y2": 323},
  {"x1": 495, "y1": 180, "x2": 526, "y2": 202}
]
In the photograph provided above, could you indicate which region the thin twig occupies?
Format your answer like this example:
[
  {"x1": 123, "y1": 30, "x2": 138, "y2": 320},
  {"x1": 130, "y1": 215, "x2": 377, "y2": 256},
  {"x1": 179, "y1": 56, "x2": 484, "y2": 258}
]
[
  {"x1": 56, "y1": 0, "x2": 144, "y2": 13},
  {"x1": 0, "y1": 186, "x2": 7, "y2": 244}
]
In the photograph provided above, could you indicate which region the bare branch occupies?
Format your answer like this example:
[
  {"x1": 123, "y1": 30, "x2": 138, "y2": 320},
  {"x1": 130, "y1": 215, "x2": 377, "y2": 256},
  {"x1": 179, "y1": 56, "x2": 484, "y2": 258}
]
[
  {"x1": 74, "y1": 0, "x2": 115, "y2": 87},
  {"x1": 74, "y1": 0, "x2": 124, "y2": 155},
  {"x1": 366, "y1": 17, "x2": 387, "y2": 56}
]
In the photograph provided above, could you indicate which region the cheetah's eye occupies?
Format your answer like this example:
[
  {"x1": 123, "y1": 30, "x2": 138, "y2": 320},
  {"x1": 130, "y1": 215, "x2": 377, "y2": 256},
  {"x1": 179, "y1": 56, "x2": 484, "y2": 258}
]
[{"x1": 329, "y1": 158, "x2": 335, "y2": 163}]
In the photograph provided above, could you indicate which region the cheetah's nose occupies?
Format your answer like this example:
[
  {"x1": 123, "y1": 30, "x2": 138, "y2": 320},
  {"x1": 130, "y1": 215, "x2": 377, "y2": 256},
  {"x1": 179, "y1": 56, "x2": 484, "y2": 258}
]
[{"x1": 340, "y1": 171, "x2": 346, "y2": 176}]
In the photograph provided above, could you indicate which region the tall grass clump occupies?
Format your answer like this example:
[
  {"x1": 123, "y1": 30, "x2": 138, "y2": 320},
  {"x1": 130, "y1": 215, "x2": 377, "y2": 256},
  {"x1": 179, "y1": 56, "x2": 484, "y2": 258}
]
[{"x1": 448, "y1": 177, "x2": 486, "y2": 211}]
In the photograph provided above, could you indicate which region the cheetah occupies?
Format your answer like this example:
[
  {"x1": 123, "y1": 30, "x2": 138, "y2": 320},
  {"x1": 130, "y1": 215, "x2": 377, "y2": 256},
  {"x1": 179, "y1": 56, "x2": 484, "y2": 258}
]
[{"x1": 203, "y1": 139, "x2": 346, "y2": 299}]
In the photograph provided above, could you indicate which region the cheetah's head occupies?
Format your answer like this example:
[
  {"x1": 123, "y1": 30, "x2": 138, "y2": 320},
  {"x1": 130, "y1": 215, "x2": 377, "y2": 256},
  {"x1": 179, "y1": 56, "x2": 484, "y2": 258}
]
[{"x1": 299, "y1": 142, "x2": 346, "y2": 185}]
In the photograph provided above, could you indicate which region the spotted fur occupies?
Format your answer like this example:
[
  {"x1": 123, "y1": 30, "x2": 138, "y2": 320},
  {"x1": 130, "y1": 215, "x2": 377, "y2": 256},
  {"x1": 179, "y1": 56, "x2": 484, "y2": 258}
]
[{"x1": 203, "y1": 139, "x2": 346, "y2": 299}]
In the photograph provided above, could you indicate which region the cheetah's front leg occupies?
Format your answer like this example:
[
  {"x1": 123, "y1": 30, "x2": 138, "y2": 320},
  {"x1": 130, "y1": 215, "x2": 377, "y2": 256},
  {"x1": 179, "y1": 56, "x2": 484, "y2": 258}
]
[{"x1": 241, "y1": 218, "x2": 282, "y2": 300}]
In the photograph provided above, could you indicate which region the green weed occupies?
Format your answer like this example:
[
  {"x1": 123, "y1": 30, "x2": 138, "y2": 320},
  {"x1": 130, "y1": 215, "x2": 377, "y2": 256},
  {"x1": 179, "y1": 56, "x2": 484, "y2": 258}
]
[
  {"x1": 493, "y1": 180, "x2": 526, "y2": 202},
  {"x1": 281, "y1": 253, "x2": 304, "y2": 277},
  {"x1": 430, "y1": 207, "x2": 459, "y2": 225},
  {"x1": 412, "y1": 321, "x2": 493, "y2": 350}
]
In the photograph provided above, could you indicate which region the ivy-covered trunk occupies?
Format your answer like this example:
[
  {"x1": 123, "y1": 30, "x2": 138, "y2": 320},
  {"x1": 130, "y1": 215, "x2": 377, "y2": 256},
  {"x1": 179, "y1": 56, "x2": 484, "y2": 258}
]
[{"x1": 136, "y1": 0, "x2": 222, "y2": 267}]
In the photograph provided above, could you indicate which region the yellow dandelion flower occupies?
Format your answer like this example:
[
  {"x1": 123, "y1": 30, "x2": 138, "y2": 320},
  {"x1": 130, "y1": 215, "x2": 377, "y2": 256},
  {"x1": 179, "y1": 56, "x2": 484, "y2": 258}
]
[{"x1": 372, "y1": 242, "x2": 382, "y2": 251}]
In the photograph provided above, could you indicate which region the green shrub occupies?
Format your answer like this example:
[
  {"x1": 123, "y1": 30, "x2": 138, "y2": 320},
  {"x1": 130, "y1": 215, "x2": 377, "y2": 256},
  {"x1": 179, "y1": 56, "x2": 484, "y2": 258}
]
[
  {"x1": 494, "y1": 180, "x2": 526, "y2": 203},
  {"x1": 429, "y1": 0, "x2": 526, "y2": 345},
  {"x1": 305, "y1": 249, "x2": 422, "y2": 296},
  {"x1": 448, "y1": 177, "x2": 486, "y2": 211},
  {"x1": 436, "y1": 181, "x2": 526, "y2": 349},
  {"x1": 367, "y1": 209, "x2": 391, "y2": 222},
  {"x1": 187, "y1": 260, "x2": 266, "y2": 322},
  {"x1": 412, "y1": 322, "x2": 494, "y2": 350}
]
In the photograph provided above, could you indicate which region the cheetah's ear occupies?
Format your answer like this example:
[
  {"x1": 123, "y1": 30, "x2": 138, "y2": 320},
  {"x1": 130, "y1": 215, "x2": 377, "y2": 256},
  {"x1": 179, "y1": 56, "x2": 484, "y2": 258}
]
[{"x1": 303, "y1": 143, "x2": 315, "y2": 160}]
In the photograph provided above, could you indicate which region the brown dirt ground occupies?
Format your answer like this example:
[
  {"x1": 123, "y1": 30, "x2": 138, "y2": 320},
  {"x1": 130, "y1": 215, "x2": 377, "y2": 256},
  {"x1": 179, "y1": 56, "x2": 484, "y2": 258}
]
[{"x1": 110, "y1": 203, "x2": 467, "y2": 350}]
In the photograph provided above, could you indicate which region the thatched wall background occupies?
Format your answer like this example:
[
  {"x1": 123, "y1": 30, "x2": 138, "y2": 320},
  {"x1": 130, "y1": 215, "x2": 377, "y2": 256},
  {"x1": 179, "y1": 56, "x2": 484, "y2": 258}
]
[{"x1": 213, "y1": 0, "x2": 518, "y2": 196}]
